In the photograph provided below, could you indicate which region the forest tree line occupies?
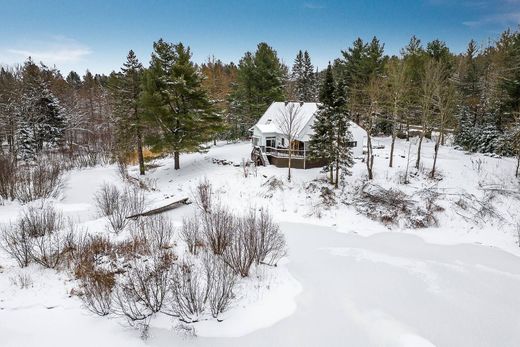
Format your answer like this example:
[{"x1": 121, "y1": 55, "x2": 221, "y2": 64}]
[{"x1": 1, "y1": 28, "x2": 520, "y2": 176}]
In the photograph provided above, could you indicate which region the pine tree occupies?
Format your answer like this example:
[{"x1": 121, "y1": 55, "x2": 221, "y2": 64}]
[
  {"x1": 230, "y1": 42, "x2": 286, "y2": 135},
  {"x1": 141, "y1": 39, "x2": 221, "y2": 170},
  {"x1": 111, "y1": 50, "x2": 146, "y2": 175},
  {"x1": 309, "y1": 64, "x2": 335, "y2": 183},
  {"x1": 331, "y1": 80, "x2": 354, "y2": 187},
  {"x1": 16, "y1": 59, "x2": 66, "y2": 161},
  {"x1": 309, "y1": 64, "x2": 353, "y2": 187},
  {"x1": 291, "y1": 50, "x2": 317, "y2": 102}
]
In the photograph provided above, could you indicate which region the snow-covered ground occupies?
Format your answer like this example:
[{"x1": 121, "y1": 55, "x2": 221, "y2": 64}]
[{"x1": 2, "y1": 137, "x2": 520, "y2": 346}]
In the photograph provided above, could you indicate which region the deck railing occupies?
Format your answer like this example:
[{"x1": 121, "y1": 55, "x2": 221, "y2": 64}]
[{"x1": 264, "y1": 146, "x2": 306, "y2": 159}]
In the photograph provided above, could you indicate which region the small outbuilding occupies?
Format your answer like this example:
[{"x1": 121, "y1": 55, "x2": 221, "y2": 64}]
[{"x1": 250, "y1": 102, "x2": 367, "y2": 168}]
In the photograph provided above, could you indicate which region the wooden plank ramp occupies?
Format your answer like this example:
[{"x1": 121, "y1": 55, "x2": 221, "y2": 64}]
[{"x1": 126, "y1": 197, "x2": 190, "y2": 219}]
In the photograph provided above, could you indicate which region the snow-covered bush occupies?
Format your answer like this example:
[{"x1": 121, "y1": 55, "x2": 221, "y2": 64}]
[
  {"x1": 94, "y1": 183, "x2": 145, "y2": 233},
  {"x1": 1, "y1": 222, "x2": 33, "y2": 267},
  {"x1": 180, "y1": 216, "x2": 202, "y2": 255},
  {"x1": 112, "y1": 253, "x2": 172, "y2": 322},
  {"x1": 80, "y1": 268, "x2": 115, "y2": 316},
  {"x1": 254, "y1": 209, "x2": 287, "y2": 266},
  {"x1": 201, "y1": 206, "x2": 235, "y2": 255},
  {"x1": 202, "y1": 251, "x2": 238, "y2": 320},
  {"x1": 193, "y1": 178, "x2": 214, "y2": 214},
  {"x1": 131, "y1": 215, "x2": 174, "y2": 254},
  {"x1": 0, "y1": 155, "x2": 64, "y2": 203},
  {"x1": 0, "y1": 205, "x2": 69, "y2": 268},
  {"x1": 168, "y1": 259, "x2": 207, "y2": 323},
  {"x1": 15, "y1": 159, "x2": 64, "y2": 203}
]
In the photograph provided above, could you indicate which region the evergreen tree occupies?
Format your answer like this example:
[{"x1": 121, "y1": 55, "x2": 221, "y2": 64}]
[
  {"x1": 230, "y1": 42, "x2": 286, "y2": 135},
  {"x1": 309, "y1": 64, "x2": 353, "y2": 187},
  {"x1": 331, "y1": 79, "x2": 354, "y2": 187},
  {"x1": 291, "y1": 50, "x2": 317, "y2": 102},
  {"x1": 309, "y1": 64, "x2": 335, "y2": 183},
  {"x1": 16, "y1": 59, "x2": 66, "y2": 161},
  {"x1": 141, "y1": 39, "x2": 221, "y2": 170},
  {"x1": 111, "y1": 50, "x2": 146, "y2": 175}
]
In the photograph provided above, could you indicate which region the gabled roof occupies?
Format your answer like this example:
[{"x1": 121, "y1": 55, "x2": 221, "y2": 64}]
[
  {"x1": 252, "y1": 101, "x2": 367, "y2": 142},
  {"x1": 252, "y1": 102, "x2": 318, "y2": 139}
]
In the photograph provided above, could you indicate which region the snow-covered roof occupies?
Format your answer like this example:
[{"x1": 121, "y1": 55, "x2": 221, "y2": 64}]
[{"x1": 252, "y1": 102, "x2": 319, "y2": 140}]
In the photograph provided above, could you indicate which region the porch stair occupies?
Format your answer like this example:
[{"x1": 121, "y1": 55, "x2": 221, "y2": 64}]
[
  {"x1": 260, "y1": 151, "x2": 269, "y2": 166},
  {"x1": 251, "y1": 146, "x2": 270, "y2": 166}
]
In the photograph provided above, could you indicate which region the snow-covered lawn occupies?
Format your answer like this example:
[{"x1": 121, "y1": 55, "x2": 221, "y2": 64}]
[{"x1": 2, "y1": 137, "x2": 520, "y2": 346}]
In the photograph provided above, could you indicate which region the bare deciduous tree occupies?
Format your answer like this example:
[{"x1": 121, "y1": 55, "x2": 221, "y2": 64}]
[{"x1": 276, "y1": 102, "x2": 305, "y2": 182}]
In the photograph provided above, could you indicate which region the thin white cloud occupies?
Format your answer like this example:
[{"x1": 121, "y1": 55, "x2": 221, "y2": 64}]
[
  {"x1": 8, "y1": 47, "x2": 91, "y2": 63},
  {"x1": 2, "y1": 36, "x2": 91, "y2": 65},
  {"x1": 303, "y1": 2, "x2": 325, "y2": 9},
  {"x1": 463, "y1": 11, "x2": 520, "y2": 27}
]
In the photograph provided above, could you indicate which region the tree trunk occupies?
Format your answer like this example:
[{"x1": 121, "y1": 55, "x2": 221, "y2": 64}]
[
  {"x1": 366, "y1": 134, "x2": 374, "y2": 180},
  {"x1": 415, "y1": 133, "x2": 424, "y2": 170},
  {"x1": 389, "y1": 134, "x2": 396, "y2": 168},
  {"x1": 174, "y1": 151, "x2": 180, "y2": 170},
  {"x1": 516, "y1": 154, "x2": 520, "y2": 178},
  {"x1": 431, "y1": 139, "x2": 440, "y2": 178},
  {"x1": 406, "y1": 119, "x2": 410, "y2": 142},
  {"x1": 329, "y1": 165, "x2": 334, "y2": 184},
  {"x1": 287, "y1": 150, "x2": 292, "y2": 182},
  {"x1": 137, "y1": 130, "x2": 145, "y2": 176},
  {"x1": 334, "y1": 158, "x2": 339, "y2": 189}
]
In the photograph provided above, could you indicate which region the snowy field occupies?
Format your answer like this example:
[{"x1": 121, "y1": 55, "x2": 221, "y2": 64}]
[{"x1": 2, "y1": 137, "x2": 520, "y2": 347}]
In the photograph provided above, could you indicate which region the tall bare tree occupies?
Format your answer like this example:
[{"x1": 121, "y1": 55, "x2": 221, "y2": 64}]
[
  {"x1": 276, "y1": 103, "x2": 304, "y2": 182},
  {"x1": 385, "y1": 59, "x2": 409, "y2": 167},
  {"x1": 416, "y1": 58, "x2": 441, "y2": 170},
  {"x1": 431, "y1": 69, "x2": 455, "y2": 178}
]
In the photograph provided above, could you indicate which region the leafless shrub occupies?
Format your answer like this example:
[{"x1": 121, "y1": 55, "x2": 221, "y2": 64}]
[
  {"x1": 94, "y1": 183, "x2": 145, "y2": 233},
  {"x1": 20, "y1": 205, "x2": 65, "y2": 237},
  {"x1": 254, "y1": 209, "x2": 286, "y2": 266},
  {"x1": 94, "y1": 183, "x2": 121, "y2": 217},
  {"x1": 80, "y1": 268, "x2": 115, "y2": 316},
  {"x1": 202, "y1": 251, "x2": 237, "y2": 320},
  {"x1": 112, "y1": 253, "x2": 173, "y2": 322},
  {"x1": 202, "y1": 206, "x2": 235, "y2": 255},
  {"x1": 181, "y1": 216, "x2": 203, "y2": 255},
  {"x1": 0, "y1": 205, "x2": 68, "y2": 268},
  {"x1": 173, "y1": 322, "x2": 197, "y2": 338},
  {"x1": 15, "y1": 159, "x2": 65, "y2": 203},
  {"x1": 193, "y1": 178, "x2": 213, "y2": 214},
  {"x1": 242, "y1": 158, "x2": 250, "y2": 178},
  {"x1": 131, "y1": 215, "x2": 174, "y2": 253},
  {"x1": 168, "y1": 259, "x2": 207, "y2": 323},
  {"x1": 263, "y1": 176, "x2": 284, "y2": 192},
  {"x1": 1, "y1": 223, "x2": 33, "y2": 267},
  {"x1": 31, "y1": 228, "x2": 71, "y2": 269},
  {"x1": 117, "y1": 159, "x2": 129, "y2": 182},
  {"x1": 9, "y1": 273, "x2": 33, "y2": 289},
  {"x1": 471, "y1": 158, "x2": 485, "y2": 173},
  {"x1": 71, "y1": 234, "x2": 117, "y2": 286},
  {"x1": 222, "y1": 216, "x2": 257, "y2": 277},
  {"x1": 0, "y1": 154, "x2": 17, "y2": 201}
]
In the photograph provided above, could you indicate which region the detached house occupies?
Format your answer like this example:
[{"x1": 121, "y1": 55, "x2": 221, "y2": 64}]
[{"x1": 250, "y1": 102, "x2": 367, "y2": 169}]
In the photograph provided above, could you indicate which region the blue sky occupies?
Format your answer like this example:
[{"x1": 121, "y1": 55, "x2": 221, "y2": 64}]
[{"x1": 0, "y1": 0, "x2": 518, "y2": 75}]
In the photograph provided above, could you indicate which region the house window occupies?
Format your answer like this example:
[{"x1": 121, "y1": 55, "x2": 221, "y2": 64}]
[
  {"x1": 347, "y1": 141, "x2": 357, "y2": 147},
  {"x1": 281, "y1": 138, "x2": 285, "y2": 147},
  {"x1": 266, "y1": 137, "x2": 276, "y2": 148}
]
